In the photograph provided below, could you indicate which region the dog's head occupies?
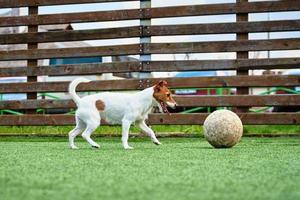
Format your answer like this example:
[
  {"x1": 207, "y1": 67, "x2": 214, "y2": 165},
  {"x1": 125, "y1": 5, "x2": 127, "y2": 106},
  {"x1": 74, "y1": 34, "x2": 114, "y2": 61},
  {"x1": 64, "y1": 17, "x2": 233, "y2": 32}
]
[{"x1": 153, "y1": 80, "x2": 177, "y2": 113}]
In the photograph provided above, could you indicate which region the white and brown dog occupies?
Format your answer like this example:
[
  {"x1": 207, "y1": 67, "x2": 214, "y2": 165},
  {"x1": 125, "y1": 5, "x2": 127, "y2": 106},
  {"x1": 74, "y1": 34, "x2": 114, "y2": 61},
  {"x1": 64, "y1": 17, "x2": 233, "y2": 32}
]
[{"x1": 68, "y1": 78, "x2": 177, "y2": 150}]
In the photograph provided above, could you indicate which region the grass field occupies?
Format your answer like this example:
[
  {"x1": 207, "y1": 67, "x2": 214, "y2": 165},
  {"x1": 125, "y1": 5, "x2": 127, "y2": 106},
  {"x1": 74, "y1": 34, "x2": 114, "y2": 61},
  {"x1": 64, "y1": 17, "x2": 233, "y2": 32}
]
[
  {"x1": 1, "y1": 136, "x2": 300, "y2": 200},
  {"x1": 0, "y1": 125, "x2": 299, "y2": 136}
]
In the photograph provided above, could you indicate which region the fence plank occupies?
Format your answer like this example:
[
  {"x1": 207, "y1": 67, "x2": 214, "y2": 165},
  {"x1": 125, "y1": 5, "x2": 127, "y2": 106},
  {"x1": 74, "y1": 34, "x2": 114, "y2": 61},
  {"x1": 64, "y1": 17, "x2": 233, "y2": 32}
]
[
  {"x1": 0, "y1": 0, "x2": 137, "y2": 8},
  {"x1": 145, "y1": 58, "x2": 300, "y2": 72},
  {"x1": 0, "y1": 76, "x2": 298, "y2": 93},
  {"x1": 0, "y1": 26, "x2": 141, "y2": 45},
  {"x1": 147, "y1": 1, "x2": 300, "y2": 19},
  {"x1": 0, "y1": 113, "x2": 299, "y2": 125},
  {"x1": 0, "y1": 1, "x2": 299, "y2": 27},
  {"x1": 148, "y1": 113, "x2": 300, "y2": 125},
  {"x1": 143, "y1": 39, "x2": 300, "y2": 55},
  {"x1": 0, "y1": 100, "x2": 75, "y2": 110},
  {"x1": 0, "y1": 62, "x2": 142, "y2": 77},
  {"x1": 0, "y1": 44, "x2": 141, "y2": 61},
  {"x1": 0, "y1": 9, "x2": 141, "y2": 27},
  {"x1": 144, "y1": 20, "x2": 300, "y2": 37},
  {"x1": 0, "y1": 39, "x2": 298, "y2": 61},
  {"x1": 1, "y1": 20, "x2": 299, "y2": 45},
  {"x1": 0, "y1": 95, "x2": 299, "y2": 110},
  {"x1": 0, "y1": 58, "x2": 299, "y2": 77},
  {"x1": 174, "y1": 95, "x2": 300, "y2": 107}
]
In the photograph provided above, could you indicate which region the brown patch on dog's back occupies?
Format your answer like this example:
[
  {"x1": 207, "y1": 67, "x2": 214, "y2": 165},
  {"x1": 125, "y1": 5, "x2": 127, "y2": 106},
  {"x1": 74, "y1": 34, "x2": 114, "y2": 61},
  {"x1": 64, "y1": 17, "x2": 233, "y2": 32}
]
[{"x1": 95, "y1": 100, "x2": 105, "y2": 111}]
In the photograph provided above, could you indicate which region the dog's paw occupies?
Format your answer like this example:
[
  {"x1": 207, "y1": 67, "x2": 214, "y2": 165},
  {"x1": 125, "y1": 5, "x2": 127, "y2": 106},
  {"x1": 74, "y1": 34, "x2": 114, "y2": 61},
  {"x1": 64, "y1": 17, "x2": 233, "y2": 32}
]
[
  {"x1": 92, "y1": 144, "x2": 100, "y2": 149},
  {"x1": 124, "y1": 146, "x2": 134, "y2": 150},
  {"x1": 70, "y1": 146, "x2": 79, "y2": 150},
  {"x1": 153, "y1": 140, "x2": 162, "y2": 145}
]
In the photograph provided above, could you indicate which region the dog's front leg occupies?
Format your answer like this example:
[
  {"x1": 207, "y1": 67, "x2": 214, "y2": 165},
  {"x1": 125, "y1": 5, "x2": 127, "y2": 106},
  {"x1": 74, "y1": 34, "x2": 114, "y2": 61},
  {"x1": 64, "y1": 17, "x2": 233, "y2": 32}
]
[
  {"x1": 122, "y1": 119, "x2": 133, "y2": 150},
  {"x1": 137, "y1": 120, "x2": 161, "y2": 145}
]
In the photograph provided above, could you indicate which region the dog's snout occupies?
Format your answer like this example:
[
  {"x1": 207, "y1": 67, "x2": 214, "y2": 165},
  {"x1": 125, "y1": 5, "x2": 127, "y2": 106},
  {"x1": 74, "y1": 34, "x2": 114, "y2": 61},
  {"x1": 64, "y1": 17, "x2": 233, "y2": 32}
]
[{"x1": 167, "y1": 102, "x2": 177, "y2": 109}]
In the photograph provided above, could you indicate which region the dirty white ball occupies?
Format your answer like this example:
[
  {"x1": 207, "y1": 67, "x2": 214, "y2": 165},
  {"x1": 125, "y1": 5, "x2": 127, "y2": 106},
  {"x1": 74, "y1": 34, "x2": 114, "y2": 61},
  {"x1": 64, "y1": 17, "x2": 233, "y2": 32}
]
[{"x1": 203, "y1": 109, "x2": 243, "y2": 148}]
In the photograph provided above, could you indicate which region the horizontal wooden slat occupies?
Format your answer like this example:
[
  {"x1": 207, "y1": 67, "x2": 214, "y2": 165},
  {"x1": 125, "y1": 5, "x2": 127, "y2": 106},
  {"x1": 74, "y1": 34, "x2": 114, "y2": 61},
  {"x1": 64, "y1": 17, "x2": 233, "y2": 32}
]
[
  {"x1": 147, "y1": 1, "x2": 300, "y2": 19},
  {"x1": 0, "y1": 44, "x2": 141, "y2": 61},
  {"x1": 0, "y1": 95, "x2": 299, "y2": 110},
  {"x1": 145, "y1": 58, "x2": 300, "y2": 72},
  {"x1": 175, "y1": 95, "x2": 300, "y2": 107},
  {"x1": 0, "y1": 76, "x2": 299, "y2": 93},
  {"x1": 0, "y1": 62, "x2": 142, "y2": 77},
  {"x1": 0, "y1": 113, "x2": 299, "y2": 125},
  {"x1": 1, "y1": 58, "x2": 299, "y2": 77},
  {"x1": 0, "y1": 99, "x2": 75, "y2": 109},
  {"x1": 0, "y1": 8, "x2": 141, "y2": 27},
  {"x1": 0, "y1": 1, "x2": 299, "y2": 27},
  {"x1": 0, "y1": 39, "x2": 299, "y2": 61},
  {"x1": 143, "y1": 39, "x2": 300, "y2": 55},
  {"x1": 0, "y1": 26, "x2": 141, "y2": 45},
  {"x1": 0, "y1": 0, "x2": 138, "y2": 8},
  {"x1": 148, "y1": 113, "x2": 300, "y2": 125},
  {"x1": 145, "y1": 20, "x2": 300, "y2": 37},
  {"x1": 1, "y1": 20, "x2": 299, "y2": 45}
]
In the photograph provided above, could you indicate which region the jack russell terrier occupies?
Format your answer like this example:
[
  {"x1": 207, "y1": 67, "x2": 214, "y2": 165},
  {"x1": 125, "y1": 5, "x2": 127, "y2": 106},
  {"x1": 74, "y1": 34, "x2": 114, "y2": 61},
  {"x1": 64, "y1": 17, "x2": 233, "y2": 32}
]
[{"x1": 68, "y1": 78, "x2": 177, "y2": 150}]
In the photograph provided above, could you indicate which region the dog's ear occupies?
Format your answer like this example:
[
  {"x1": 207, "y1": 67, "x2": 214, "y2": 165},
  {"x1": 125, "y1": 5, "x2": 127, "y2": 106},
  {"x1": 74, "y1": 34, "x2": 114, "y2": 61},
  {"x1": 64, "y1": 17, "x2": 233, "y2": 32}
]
[
  {"x1": 154, "y1": 80, "x2": 167, "y2": 92},
  {"x1": 157, "y1": 80, "x2": 167, "y2": 87},
  {"x1": 154, "y1": 84, "x2": 160, "y2": 92}
]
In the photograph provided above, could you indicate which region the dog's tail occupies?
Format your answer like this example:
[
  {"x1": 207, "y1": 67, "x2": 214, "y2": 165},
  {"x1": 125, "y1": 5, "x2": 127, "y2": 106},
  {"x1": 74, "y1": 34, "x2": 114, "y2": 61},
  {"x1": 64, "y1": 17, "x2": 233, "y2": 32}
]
[{"x1": 68, "y1": 78, "x2": 91, "y2": 105}]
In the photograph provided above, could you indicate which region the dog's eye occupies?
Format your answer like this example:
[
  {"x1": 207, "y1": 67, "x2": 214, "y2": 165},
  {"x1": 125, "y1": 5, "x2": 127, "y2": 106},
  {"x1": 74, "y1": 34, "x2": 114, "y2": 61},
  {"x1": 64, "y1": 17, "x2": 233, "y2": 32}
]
[{"x1": 167, "y1": 93, "x2": 170, "y2": 97}]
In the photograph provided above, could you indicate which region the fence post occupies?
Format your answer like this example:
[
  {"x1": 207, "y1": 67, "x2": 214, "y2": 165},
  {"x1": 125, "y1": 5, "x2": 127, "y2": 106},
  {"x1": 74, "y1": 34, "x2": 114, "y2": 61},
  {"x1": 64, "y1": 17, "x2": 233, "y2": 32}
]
[
  {"x1": 139, "y1": 0, "x2": 151, "y2": 79},
  {"x1": 236, "y1": 0, "x2": 249, "y2": 113},
  {"x1": 26, "y1": 6, "x2": 38, "y2": 114}
]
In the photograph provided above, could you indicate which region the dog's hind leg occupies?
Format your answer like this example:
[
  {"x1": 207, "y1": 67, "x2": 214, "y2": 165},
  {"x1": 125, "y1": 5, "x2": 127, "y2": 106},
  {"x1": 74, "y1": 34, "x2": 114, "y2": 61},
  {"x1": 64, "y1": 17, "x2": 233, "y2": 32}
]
[
  {"x1": 81, "y1": 114, "x2": 100, "y2": 148},
  {"x1": 82, "y1": 126, "x2": 100, "y2": 149},
  {"x1": 122, "y1": 119, "x2": 133, "y2": 150},
  {"x1": 69, "y1": 117, "x2": 86, "y2": 149}
]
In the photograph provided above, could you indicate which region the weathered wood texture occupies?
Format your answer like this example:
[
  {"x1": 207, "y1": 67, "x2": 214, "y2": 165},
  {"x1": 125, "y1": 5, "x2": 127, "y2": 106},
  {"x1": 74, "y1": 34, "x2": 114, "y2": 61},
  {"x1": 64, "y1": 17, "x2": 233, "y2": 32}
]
[
  {"x1": 0, "y1": 76, "x2": 299, "y2": 93},
  {"x1": 0, "y1": 1, "x2": 299, "y2": 27},
  {"x1": 148, "y1": 113, "x2": 300, "y2": 125},
  {"x1": 0, "y1": 1, "x2": 299, "y2": 126},
  {"x1": 1, "y1": 20, "x2": 299, "y2": 45},
  {"x1": 0, "y1": 44, "x2": 141, "y2": 61},
  {"x1": 0, "y1": 113, "x2": 299, "y2": 125},
  {"x1": 26, "y1": 6, "x2": 39, "y2": 113},
  {"x1": 0, "y1": 0, "x2": 138, "y2": 8},
  {"x1": 0, "y1": 58, "x2": 299, "y2": 77},
  {"x1": 236, "y1": 0, "x2": 249, "y2": 112},
  {"x1": 144, "y1": 20, "x2": 300, "y2": 37},
  {"x1": 0, "y1": 26, "x2": 142, "y2": 45},
  {"x1": 0, "y1": 95, "x2": 299, "y2": 110},
  {"x1": 144, "y1": 39, "x2": 300, "y2": 54},
  {"x1": 147, "y1": 1, "x2": 300, "y2": 18},
  {"x1": 0, "y1": 39, "x2": 299, "y2": 61}
]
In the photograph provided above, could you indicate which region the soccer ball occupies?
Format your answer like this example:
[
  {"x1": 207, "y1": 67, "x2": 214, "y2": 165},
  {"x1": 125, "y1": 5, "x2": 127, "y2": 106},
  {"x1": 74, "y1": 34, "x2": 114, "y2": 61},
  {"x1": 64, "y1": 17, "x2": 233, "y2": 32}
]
[{"x1": 203, "y1": 110, "x2": 243, "y2": 148}]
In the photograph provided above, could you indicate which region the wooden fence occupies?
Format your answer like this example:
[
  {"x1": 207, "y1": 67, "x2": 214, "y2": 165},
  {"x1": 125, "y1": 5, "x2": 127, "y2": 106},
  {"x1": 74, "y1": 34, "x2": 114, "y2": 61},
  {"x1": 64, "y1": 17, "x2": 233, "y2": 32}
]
[{"x1": 0, "y1": 0, "x2": 299, "y2": 125}]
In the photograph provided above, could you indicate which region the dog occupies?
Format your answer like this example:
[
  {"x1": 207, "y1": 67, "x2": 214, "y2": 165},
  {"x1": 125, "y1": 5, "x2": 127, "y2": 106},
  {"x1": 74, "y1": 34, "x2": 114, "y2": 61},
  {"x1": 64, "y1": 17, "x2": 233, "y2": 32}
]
[{"x1": 68, "y1": 78, "x2": 177, "y2": 150}]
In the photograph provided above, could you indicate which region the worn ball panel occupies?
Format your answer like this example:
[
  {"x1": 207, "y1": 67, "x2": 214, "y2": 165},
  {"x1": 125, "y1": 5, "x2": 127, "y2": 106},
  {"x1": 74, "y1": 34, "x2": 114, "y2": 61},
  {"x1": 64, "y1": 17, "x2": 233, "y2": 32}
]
[{"x1": 203, "y1": 109, "x2": 243, "y2": 148}]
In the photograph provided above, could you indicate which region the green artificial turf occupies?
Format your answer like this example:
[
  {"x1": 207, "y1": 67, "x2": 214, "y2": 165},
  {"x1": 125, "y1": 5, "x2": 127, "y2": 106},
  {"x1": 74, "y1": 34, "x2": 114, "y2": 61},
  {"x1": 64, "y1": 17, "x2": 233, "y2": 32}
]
[
  {"x1": 0, "y1": 125, "x2": 299, "y2": 136},
  {"x1": 0, "y1": 137, "x2": 300, "y2": 200}
]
